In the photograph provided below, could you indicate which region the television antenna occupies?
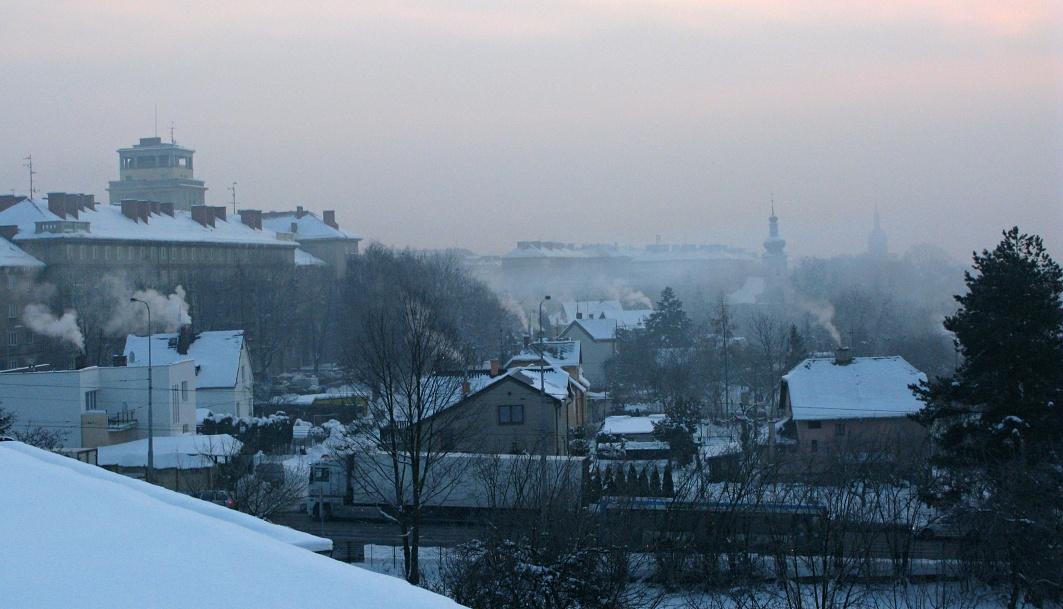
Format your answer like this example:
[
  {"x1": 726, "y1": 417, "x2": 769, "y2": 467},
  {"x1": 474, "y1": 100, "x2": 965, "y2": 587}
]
[
  {"x1": 23, "y1": 155, "x2": 36, "y2": 198},
  {"x1": 228, "y1": 182, "x2": 237, "y2": 214}
]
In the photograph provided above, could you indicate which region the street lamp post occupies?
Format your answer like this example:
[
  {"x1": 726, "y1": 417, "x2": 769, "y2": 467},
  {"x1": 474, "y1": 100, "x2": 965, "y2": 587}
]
[{"x1": 130, "y1": 298, "x2": 154, "y2": 482}]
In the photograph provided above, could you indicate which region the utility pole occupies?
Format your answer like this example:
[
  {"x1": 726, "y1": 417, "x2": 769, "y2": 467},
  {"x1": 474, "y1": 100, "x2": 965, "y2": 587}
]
[
  {"x1": 22, "y1": 155, "x2": 36, "y2": 199},
  {"x1": 228, "y1": 182, "x2": 237, "y2": 214},
  {"x1": 131, "y1": 298, "x2": 154, "y2": 482},
  {"x1": 537, "y1": 295, "x2": 558, "y2": 455}
]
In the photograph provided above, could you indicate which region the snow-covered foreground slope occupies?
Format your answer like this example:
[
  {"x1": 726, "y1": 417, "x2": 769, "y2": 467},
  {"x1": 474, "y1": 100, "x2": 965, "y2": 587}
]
[{"x1": 0, "y1": 442, "x2": 466, "y2": 609}]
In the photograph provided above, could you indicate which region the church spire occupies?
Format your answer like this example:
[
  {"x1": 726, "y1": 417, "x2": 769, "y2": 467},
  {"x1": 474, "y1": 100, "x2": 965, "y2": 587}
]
[{"x1": 868, "y1": 206, "x2": 888, "y2": 258}]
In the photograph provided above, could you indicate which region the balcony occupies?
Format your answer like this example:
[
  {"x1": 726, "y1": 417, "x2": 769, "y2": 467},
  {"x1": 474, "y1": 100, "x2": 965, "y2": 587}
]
[{"x1": 107, "y1": 410, "x2": 137, "y2": 431}]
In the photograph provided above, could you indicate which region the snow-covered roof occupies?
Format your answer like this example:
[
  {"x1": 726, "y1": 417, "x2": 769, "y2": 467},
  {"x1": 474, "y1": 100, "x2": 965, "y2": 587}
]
[
  {"x1": 0, "y1": 236, "x2": 44, "y2": 268},
  {"x1": 97, "y1": 434, "x2": 243, "y2": 469},
  {"x1": 124, "y1": 330, "x2": 245, "y2": 389},
  {"x1": 294, "y1": 248, "x2": 327, "y2": 266},
  {"x1": 506, "y1": 339, "x2": 581, "y2": 369},
  {"x1": 510, "y1": 366, "x2": 577, "y2": 401},
  {"x1": 0, "y1": 441, "x2": 465, "y2": 609},
  {"x1": 262, "y1": 209, "x2": 360, "y2": 241},
  {"x1": 0, "y1": 198, "x2": 295, "y2": 247},
  {"x1": 600, "y1": 414, "x2": 666, "y2": 436},
  {"x1": 504, "y1": 242, "x2": 754, "y2": 262},
  {"x1": 783, "y1": 356, "x2": 927, "y2": 421},
  {"x1": 566, "y1": 318, "x2": 621, "y2": 341}
]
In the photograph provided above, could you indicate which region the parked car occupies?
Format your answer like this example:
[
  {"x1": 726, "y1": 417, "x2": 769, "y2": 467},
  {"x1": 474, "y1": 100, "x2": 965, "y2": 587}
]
[{"x1": 195, "y1": 490, "x2": 235, "y2": 508}]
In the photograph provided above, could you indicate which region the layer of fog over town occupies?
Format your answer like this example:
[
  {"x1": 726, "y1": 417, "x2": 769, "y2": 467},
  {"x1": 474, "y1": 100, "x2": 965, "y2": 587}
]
[{"x1": 1, "y1": 3, "x2": 1061, "y2": 609}]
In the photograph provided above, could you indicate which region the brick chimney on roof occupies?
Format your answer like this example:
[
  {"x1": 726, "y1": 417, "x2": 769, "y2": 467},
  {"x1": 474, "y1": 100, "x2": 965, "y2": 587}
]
[
  {"x1": 323, "y1": 210, "x2": 337, "y2": 229},
  {"x1": 834, "y1": 347, "x2": 853, "y2": 365},
  {"x1": 159, "y1": 202, "x2": 175, "y2": 217},
  {"x1": 211, "y1": 206, "x2": 227, "y2": 222},
  {"x1": 120, "y1": 200, "x2": 139, "y2": 221},
  {"x1": 149, "y1": 201, "x2": 161, "y2": 216},
  {"x1": 191, "y1": 205, "x2": 215, "y2": 228},
  {"x1": 176, "y1": 324, "x2": 195, "y2": 355},
  {"x1": 47, "y1": 193, "x2": 78, "y2": 219},
  {"x1": 238, "y1": 209, "x2": 262, "y2": 230},
  {"x1": 295, "y1": 205, "x2": 306, "y2": 218},
  {"x1": 0, "y1": 225, "x2": 18, "y2": 241}
]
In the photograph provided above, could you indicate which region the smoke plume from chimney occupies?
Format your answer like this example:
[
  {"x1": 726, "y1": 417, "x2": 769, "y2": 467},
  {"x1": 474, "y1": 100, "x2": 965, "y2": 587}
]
[{"x1": 22, "y1": 304, "x2": 84, "y2": 351}]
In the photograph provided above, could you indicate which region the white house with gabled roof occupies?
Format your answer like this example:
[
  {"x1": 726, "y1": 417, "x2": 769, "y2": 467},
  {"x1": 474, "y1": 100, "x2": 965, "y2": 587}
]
[
  {"x1": 124, "y1": 327, "x2": 253, "y2": 418},
  {"x1": 776, "y1": 349, "x2": 928, "y2": 459}
]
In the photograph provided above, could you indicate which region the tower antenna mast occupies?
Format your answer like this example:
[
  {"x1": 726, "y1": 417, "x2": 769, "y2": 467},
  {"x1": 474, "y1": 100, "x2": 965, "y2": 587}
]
[
  {"x1": 228, "y1": 182, "x2": 237, "y2": 214},
  {"x1": 170, "y1": 121, "x2": 176, "y2": 144},
  {"x1": 154, "y1": 104, "x2": 158, "y2": 138},
  {"x1": 23, "y1": 155, "x2": 36, "y2": 198}
]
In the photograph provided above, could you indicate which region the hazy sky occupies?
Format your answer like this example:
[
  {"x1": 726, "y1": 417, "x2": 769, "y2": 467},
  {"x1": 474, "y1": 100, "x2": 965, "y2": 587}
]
[{"x1": 2, "y1": 1, "x2": 1060, "y2": 260}]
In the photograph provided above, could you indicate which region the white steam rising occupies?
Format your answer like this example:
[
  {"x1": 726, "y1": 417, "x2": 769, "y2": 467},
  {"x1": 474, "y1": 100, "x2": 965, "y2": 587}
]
[
  {"x1": 106, "y1": 285, "x2": 192, "y2": 335},
  {"x1": 22, "y1": 304, "x2": 84, "y2": 351}
]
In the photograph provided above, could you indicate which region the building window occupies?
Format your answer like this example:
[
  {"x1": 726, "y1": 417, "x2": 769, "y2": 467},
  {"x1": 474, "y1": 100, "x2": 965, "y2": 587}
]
[
  {"x1": 104, "y1": 246, "x2": 111, "y2": 261},
  {"x1": 807, "y1": 420, "x2": 821, "y2": 429},
  {"x1": 172, "y1": 385, "x2": 180, "y2": 423},
  {"x1": 7, "y1": 327, "x2": 17, "y2": 347},
  {"x1": 181, "y1": 381, "x2": 189, "y2": 401},
  {"x1": 834, "y1": 423, "x2": 846, "y2": 437},
  {"x1": 92, "y1": 246, "x2": 99, "y2": 260},
  {"x1": 84, "y1": 390, "x2": 98, "y2": 411},
  {"x1": 498, "y1": 404, "x2": 524, "y2": 425},
  {"x1": 7, "y1": 304, "x2": 16, "y2": 320},
  {"x1": 810, "y1": 439, "x2": 818, "y2": 453}
]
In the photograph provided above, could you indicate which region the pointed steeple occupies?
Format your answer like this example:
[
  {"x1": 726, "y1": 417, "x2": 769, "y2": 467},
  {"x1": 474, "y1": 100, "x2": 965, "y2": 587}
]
[{"x1": 868, "y1": 206, "x2": 888, "y2": 258}]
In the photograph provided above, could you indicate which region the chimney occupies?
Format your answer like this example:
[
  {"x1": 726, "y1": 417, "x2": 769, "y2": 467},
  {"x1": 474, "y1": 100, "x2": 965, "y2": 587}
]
[
  {"x1": 490, "y1": 359, "x2": 500, "y2": 377},
  {"x1": 121, "y1": 200, "x2": 139, "y2": 221},
  {"x1": 149, "y1": 201, "x2": 161, "y2": 216},
  {"x1": 211, "y1": 206, "x2": 227, "y2": 222},
  {"x1": 159, "y1": 202, "x2": 175, "y2": 217},
  {"x1": 0, "y1": 195, "x2": 26, "y2": 212},
  {"x1": 462, "y1": 380, "x2": 471, "y2": 396},
  {"x1": 295, "y1": 205, "x2": 306, "y2": 218},
  {"x1": 176, "y1": 324, "x2": 195, "y2": 355},
  {"x1": 0, "y1": 225, "x2": 18, "y2": 241},
  {"x1": 523, "y1": 335, "x2": 531, "y2": 348},
  {"x1": 323, "y1": 210, "x2": 338, "y2": 229},
  {"x1": 290, "y1": 221, "x2": 298, "y2": 234},
  {"x1": 112, "y1": 354, "x2": 128, "y2": 367},
  {"x1": 83, "y1": 194, "x2": 96, "y2": 211},
  {"x1": 238, "y1": 209, "x2": 262, "y2": 230},
  {"x1": 136, "y1": 201, "x2": 149, "y2": 223},
  {"x1": 47, "y1": 193, "x2": 68, "y2": 219},
  {"x1": 576, "y1": 312, "x2": 583, "y2": 320},
  {"x1": 74, "y1": 354, "x2": 87, "y2": 370},
  {"x1": 834, "y1": 347, "x2": 853, "y2": 365},
  {"x1": 191, "y1": 205, "x2": 215, "y2": 228}
]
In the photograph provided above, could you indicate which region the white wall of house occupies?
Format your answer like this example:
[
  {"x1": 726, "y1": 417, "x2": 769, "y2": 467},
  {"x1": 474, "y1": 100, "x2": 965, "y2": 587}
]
[
  {"x1": 0, "y1": 361, "x2": 197, "y2": 447},
  {"x1": 560, "y1": 325, "x2": 616, "y2": 389},
  {"x1": 196, "y1": 345, "x2": 253, "y2": 418}
]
